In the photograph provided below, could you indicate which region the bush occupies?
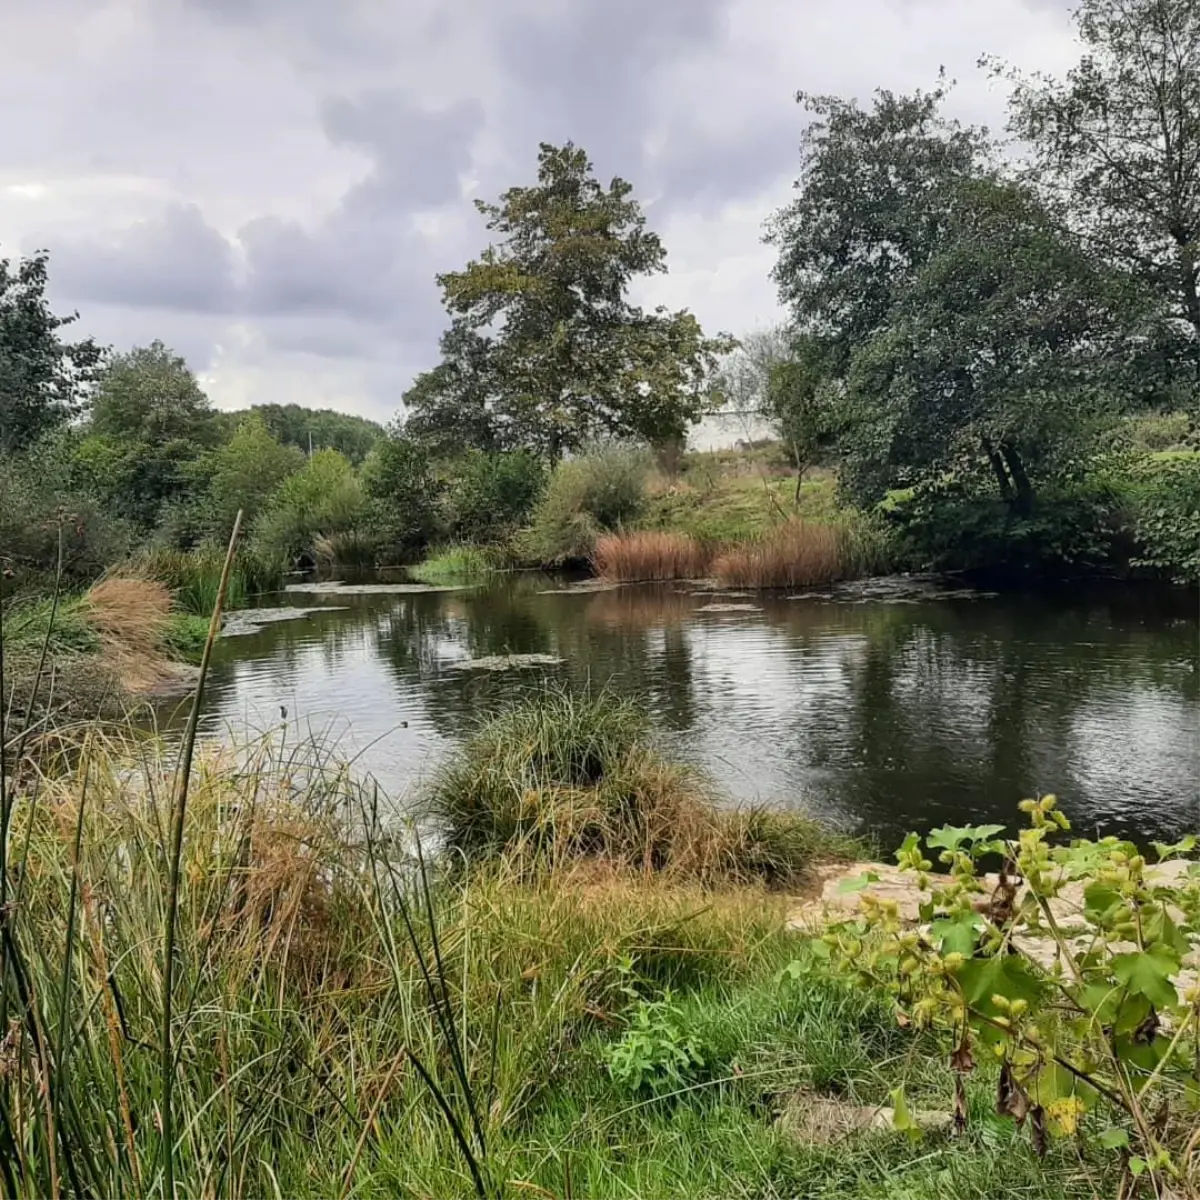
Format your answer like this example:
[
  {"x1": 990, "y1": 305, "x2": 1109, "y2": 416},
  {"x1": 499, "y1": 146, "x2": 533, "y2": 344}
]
[
  {"x1": 360, "y1": 435, "x2": 442, "y2": 560},
  {"x1": 0, "y1": 435, "x2": 133, "y2": 582},
  {"x1": 1126, "y1": 410, "x2": 1194, "y2": 454},
  {"x1": 593, "y1": 531, "x2": 711, "y2": 581},
  {"x1": 446, "y1": 450, "x2": 546, "y2": 543},
  {"x1": 410, "y1": 544, "x2": 502, "y2": 583},
  {"x1": 520, "y1": 444, "x2": 650, "y2": 565},
  {"x1": 1128, "y1": 453, "x2": 1200, "y2": 582},
  {"x1": 427, "y1": 688, "x2": 852, "y2": 884},
  {"x1": 253, "y1": 449, "x2": 372, "y2": 566},
  {"x1": 885, "y1": 478, "x2": 1125, "y2": 575}
]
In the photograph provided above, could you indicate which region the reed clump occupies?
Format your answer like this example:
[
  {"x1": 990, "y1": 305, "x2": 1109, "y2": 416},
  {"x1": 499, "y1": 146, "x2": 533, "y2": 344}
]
[
  {"x1": 428, "y1": 688, "x2": 855, "y2": 885},
  {"x1": 711, "y1": 519, "x2": 845, "y2": 589},
  {"x1": 592, "y1": 531, "x2": 711, "y2": 582}
]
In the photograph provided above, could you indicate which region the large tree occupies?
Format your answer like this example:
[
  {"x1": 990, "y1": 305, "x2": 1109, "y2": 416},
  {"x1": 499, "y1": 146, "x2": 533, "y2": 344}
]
[
  {"x1": 766, "y1": 81, "x2": 993, "y2": 378},
  {"x1": 840, "y1": 177, "x2": 1140, "y2": 508},
  {"x1": 79, "y1": 341, "x2": 220, "y2": 530},
  {"x1": 405, "y1": 142, "x2": 731, "y2": 459},
  {"x1": 993, "y1": 0, "x2": 1200, "y2": 378},
  {"x1": 0, "y1": 249, "x2": 104, "y2": 454}
]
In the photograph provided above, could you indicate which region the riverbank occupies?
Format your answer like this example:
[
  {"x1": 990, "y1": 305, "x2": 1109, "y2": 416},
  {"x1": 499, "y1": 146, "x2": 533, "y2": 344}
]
[
  {"x1": 2, "y1": 578, "x2": 207, "y2": 720},
  {"x1": 3, "y1": 694, "x2": 1176, "y2": 1198}
]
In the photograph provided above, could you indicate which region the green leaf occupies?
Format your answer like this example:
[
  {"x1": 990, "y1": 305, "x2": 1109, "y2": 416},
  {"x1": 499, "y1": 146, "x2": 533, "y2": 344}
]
[
  {"x1": 1098, "y1": 1127, "x2": 1129, "y2": 1150},
  {"x1": 1082, "y1": 882, "x2": 1124, "y2": 925},
  {"x1": 1111, "y1": 945, "x2": 1181, "y2": 1010},
  {"x1": 1129, "y1": 1157, "x2": 1147, "y2": 1177},
  {"x1": 889, "y1": 1087, "x2": 923, "y2": 1142},
  {"x1": 958, "y1": 954, "x2": 1045, "y2": 1019},
  {"x1": 1152, "y1": 835, "x2": 1196, "y2": 861},
  {"x1": 837, "y1": 871, "x2": 880, "y2": 894},
  {"x1": 931, "y1": 912, "x2": 983, "y2": 957},
  {"x1": 927, "y1": 824, "x2": 1006, "y2": 852}
]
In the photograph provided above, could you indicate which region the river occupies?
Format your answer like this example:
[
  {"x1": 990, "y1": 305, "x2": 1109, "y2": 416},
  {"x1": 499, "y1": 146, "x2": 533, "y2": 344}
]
[{"x1": 159, "y1": 573, "x2": 1200, "y2": 849}]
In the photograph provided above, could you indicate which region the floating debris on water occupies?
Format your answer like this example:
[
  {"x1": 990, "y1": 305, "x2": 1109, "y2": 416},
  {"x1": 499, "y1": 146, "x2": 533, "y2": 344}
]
[
  {"x1": 222, "y1": 606, "x2": 349, "y2": 637},
  {"x1": 697, "y1": 602, "x2": 763, "y2": 613},
  {"x1": 449, "y1": 653, "x2": 565, "y2": 672},
  {"x1": 285, "y1": 581, "x2": 469, "y2": 596},
  {"x1": 535, "y1": 580, "x2": 622, "y2": 595},
  {"x1": 787, "y1": 575, "x2": 998, "y2": 604}
]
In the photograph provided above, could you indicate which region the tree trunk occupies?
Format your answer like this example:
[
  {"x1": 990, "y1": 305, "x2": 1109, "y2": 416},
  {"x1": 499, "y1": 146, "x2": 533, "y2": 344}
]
[
  {"x1": 999, "y1": 442, "x2": 1034, "y2": 516},
  {"x1": 982, "y1": 437, "x2": 1015, "y2": 503},
  {"x1": 793, "y1": 440, "x2": 806, "y2": 505}
]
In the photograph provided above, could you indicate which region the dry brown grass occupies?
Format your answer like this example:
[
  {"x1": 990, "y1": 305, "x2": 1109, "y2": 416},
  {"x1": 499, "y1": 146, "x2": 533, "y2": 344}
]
[
  {"x1": 711, "y1": 520, "x2": 845, "y2": 589},
  {"x1": 82, "y1": 577, "x2": 174, "y2": 690},
  {"x1": 592, "y1": 530, "x2": 711, "y2": 582}
]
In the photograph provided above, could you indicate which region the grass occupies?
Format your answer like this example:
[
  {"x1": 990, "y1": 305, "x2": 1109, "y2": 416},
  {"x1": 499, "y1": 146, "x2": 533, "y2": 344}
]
[
  {"x1": 428, "y1": 688, "x2": 859, "y2": 884},
  {"x1": 411, "y1": 544, "x2": 502, "y2": 584},
  {"x1": 712, "y1": 520, "x2": 846, "y2": 589},
  {"x1": 128, "y1": 544, "x2": 287, "y2": 614},
  {"x1": 0, "y1": 721, "x2": 1115, "y2": 1199},
  {"x1": 593, "y1": 530, "x2": 711, "y2": 581}
]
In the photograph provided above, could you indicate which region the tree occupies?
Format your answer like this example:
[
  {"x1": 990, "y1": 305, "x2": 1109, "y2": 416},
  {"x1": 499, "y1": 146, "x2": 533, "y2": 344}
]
[
  {"x1": 0, "y1": 249, "x2": 104, "y2": 453},
  {"x1": 82, "y1": 341, "x2": 220, "y2": 530},
  {"x1": 840, "y1": 177, "x2": 1139, "y2": 508},
  {"x1": 993, "y1": 0, "x2": 1200, "y2": 376},
  {"x1": 765, "y1": 335, "x2": 840, "y2": 499},
  {"x1": 246, "y1": 403, "x2": 383, "y2": 464},
  {"x1": 360, "y1": 435, "x2": 442, "y2": 555},
  {"x1": 197, "y1": 414, "x2": 305, "y2": 536},
  {"x1": 407, "y1": 142, "x2": 731, "y2": 459},
  {"x1": 766, "y1": 80, "x2": 993, "y2": 378}
]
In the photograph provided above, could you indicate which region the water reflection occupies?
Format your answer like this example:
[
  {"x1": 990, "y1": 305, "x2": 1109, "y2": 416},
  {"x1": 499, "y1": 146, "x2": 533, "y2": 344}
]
[{"x1": 177, "y1": 577, "x2": 1200, "y2": 847}]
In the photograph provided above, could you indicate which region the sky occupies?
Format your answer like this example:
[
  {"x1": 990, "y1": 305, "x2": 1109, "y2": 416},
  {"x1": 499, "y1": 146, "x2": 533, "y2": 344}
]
[{"x1": 0, "y1": 0, "x2": 1083, "y2": 429}]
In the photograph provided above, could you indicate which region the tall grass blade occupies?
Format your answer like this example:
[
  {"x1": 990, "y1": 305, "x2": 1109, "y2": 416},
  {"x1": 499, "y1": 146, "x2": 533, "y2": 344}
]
[{"x1": 160, "y1": 510, "x2": 242, "y2": 1200}]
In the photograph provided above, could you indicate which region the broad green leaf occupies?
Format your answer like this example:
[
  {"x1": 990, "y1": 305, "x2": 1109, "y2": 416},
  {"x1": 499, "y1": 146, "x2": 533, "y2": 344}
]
[
  {"x1": 1152, "y1": 835, "x2": 1196, "y2": 861},
  {"x1": 1098, "y1": 1127, "x2": 1129, "y2": 1150},
  {"x1": 1111, "y1": 945, "x2": 1181, "y2": 1010},
  {"x1": 931, "y1": 912, "x2": 982, "y2": 957},
  {"x1": 927, "y1": 824, "x2": 1006, "y2": 852},
  {"x1": 1140, "y1": 905, "x2": 1190, "y2": 956},
  {"x1": 958, "y1": 954, "x2": 1045, "y2": 1019},
  {"x1": 837, "y1": 871, "x2": 880, "y2": 894},
  {"x1": 1027, "y1": 1062, "x2": 1097, "y2": 1110},
  {"x1": 1129, "y1": 1157, "x2": 1147, "y2": 1177},
  {"x1": 1082, "y1": 881, "x2": 1124, "y2": 925}
]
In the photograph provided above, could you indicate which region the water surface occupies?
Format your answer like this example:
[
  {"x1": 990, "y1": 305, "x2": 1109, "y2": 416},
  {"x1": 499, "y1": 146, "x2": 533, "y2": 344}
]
[{"x1": 165, "y1": 575, "x2": 1199, "y2": 849}]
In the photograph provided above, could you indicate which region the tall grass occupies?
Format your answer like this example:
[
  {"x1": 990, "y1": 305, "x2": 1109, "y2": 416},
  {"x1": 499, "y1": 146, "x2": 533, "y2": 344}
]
[
  {"x1": 711, "y1": 520, "x2": 846, "y2": 589},
  {"x1": 129, "y1": 544, "x2": 287, "y2": 614},
  {"x1": 410, "y1": 544, "x2": 501, "y2": 584},
  {"x1": 592, "y1": 531, "x2": 711, "y2": 582},
  {"x1": 428, "y1": 688, "x2": 856, "y2": 884}
]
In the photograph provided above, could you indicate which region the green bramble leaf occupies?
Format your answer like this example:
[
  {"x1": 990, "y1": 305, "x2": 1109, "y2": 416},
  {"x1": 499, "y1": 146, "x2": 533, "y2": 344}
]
[
  {"x1": 926, "y1": 824, "x2": 1006, "y2": 852},
  {"x1": 1111, "y1": 945, "x2": 1181, "y2": 1011}
]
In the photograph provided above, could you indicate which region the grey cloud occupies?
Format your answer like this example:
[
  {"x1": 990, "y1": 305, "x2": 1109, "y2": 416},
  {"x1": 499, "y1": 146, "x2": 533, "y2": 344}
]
[
  {"x1": 322, "y1": 90, "x2": 484, "y2": 212},
  {"x1": 50, "y1": 203, "x2": 237, "y2": 314}
]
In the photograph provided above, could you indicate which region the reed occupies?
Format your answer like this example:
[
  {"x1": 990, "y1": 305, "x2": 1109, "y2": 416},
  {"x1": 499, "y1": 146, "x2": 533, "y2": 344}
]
[
  {"x1": 711, "y1": 519, "x2": 845, "y2": 589},
  {"x1": 592, "y1": 531, "x2": 711, "y2": 582}
]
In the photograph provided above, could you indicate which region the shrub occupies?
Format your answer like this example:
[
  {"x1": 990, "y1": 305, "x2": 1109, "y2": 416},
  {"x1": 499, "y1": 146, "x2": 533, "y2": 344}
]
[
  {"x1": 360, "y1": 435, "x2": 442, "y2": 559},
  {"x1": 253, "y1": 449, "x2": 371, "y2": 565},
  {"x1": 1126, "y1": 410, "x2": 1194, "y2": 454},
  {"x1": 593, "y1": 531, "x2": 711, "y2": 581},
  {"x1": 711, "y1": 520, "x2": 845, "y2": 588},
  {"x1": 520, "y1": 443, "x2": 650, "y2": 565},
  {"x1": 427, "y1": 688, "x2": 851, "y2": 885},
  {"x1": 1128, "y1": 454, "x2": 1200, "y2": 582},
  {"x1": 446, "y1": 450, "x2": 546, "y2": 542},
  {"x1": 604, "y1": 993, "x2": 707, "y2": 1095},
  {"x1": 0, "y1": 435, "x2": 133, "y2": 582}
]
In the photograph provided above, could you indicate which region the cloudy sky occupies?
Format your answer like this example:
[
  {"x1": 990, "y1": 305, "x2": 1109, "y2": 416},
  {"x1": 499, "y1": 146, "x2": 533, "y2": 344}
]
[{"x1": 1, "y1": 0, "x2": 1081, "y2": 426}]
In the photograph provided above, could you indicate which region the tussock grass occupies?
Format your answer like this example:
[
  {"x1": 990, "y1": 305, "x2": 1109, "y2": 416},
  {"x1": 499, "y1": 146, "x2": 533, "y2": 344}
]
[
  {"x1": 593, "y1": 530, "x2": 711, "y2": 581},
  {"x1": 712, "y1": 519, "x2": 846, "y2": 589},
  {"x1": 128, "y1": 544, "x2": 286, "y2": 614},
  {"x1": 411, "y1": 544, "x2": 500, "y2": 583},
  {"x1": 428, "y1": 688, "x2": 856, "y2": 885}
]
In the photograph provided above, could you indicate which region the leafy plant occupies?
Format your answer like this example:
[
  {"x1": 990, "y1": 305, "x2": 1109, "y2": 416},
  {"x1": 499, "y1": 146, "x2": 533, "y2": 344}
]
[
  {"x1": 604, "y1": 992, "x2": 707, "y2": 1096},
  {"x1": 813, "y1": 800, "x2": 1200, "y2": 1195},
  {"x1": 1129, "y1": 455, "x2": 1200, "y2": 583}
]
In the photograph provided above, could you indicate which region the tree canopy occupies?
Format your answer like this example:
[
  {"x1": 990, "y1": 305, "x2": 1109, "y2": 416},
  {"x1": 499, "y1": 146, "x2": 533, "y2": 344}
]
[
  {"x1": 404, "y1": 142, "x2": 732, "y2": 458},
  {"x1": 0, "y1": 249, "x2": 104, "y2": 454}
]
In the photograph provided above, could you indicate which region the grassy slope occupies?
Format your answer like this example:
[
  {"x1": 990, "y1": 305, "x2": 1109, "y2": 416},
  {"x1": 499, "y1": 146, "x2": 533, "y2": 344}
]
[{"x1": 0, "y1": 727, "x2": 1108, "y2": 1200}]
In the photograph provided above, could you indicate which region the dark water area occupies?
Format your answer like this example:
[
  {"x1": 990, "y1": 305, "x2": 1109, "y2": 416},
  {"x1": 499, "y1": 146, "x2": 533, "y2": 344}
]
[{"x1": 160, "y1": 574, "x2": 1200, "y2": 851}]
